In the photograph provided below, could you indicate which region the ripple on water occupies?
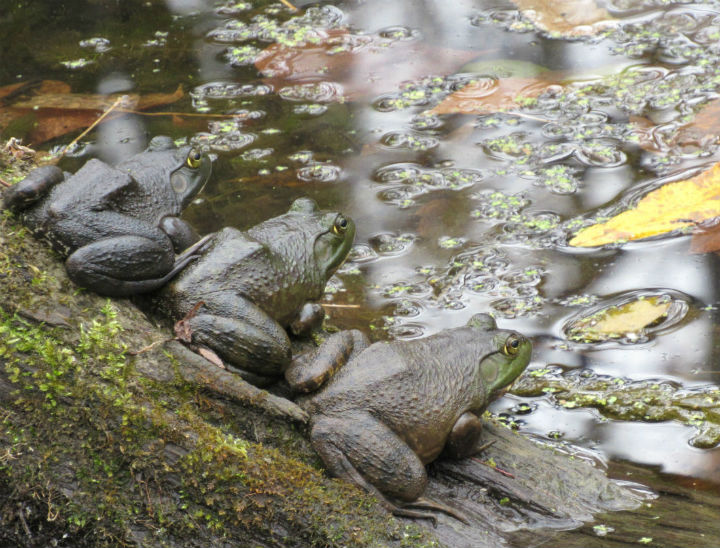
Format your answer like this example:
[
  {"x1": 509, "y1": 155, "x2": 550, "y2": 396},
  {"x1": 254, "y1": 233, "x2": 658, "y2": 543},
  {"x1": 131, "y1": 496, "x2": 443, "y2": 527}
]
[{"x1": 562, "y1": 289, "x2": 692, "y2": 346}]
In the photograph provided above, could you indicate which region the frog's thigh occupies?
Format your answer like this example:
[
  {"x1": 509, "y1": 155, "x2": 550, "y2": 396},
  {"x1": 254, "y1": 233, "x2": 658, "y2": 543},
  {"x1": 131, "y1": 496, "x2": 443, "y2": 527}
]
[
  {"x1": 67, "y1": 235, "x2": 174, "y2": 279},
  {"x1": 312, "y1": 413, "x2": 427, "y2": 502},
  {"x1": 187, "y1": 300, "x2": 291, "y2": 377},
  {"x1": 444, "y1": 411, "x2": 483, "y2": 460}
]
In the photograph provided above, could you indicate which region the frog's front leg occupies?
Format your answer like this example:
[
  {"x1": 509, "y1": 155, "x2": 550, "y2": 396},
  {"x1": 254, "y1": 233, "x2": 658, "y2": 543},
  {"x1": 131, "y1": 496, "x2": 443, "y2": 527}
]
[
  {"x1": 159, "y1": 215, "x2": 200, "y2": 253},
  {"x1": 443, "y1": 411, "x2": 484, "y2": 460},
  {"x1": 311, "y1": 412, "x2": 434, "y2": 520},
  {"x1": 288, "y1": 303, "x2": 325, "y2": 337},
  {"x1": 285, "y1": 329, "x2": 369, "y2": 393},
  {"x1": 2, "y1": 166, "x2": 65, "y2": 211},
  {"x1": 182, "y1": 297, "x2": 292, "y2": 387}
]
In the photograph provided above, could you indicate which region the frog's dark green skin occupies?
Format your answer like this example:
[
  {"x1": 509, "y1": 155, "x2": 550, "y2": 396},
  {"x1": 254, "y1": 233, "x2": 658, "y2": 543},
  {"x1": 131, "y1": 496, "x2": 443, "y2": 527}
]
[
  {"x1": 285, "y1": 314, "x2": 532, "y2": 523},
  {"x1": 153, "y1": 198, "x2": 355, "y2": 386},
  {"x1": 2, "y1": 136, "x2": 211, "y2": 297}
]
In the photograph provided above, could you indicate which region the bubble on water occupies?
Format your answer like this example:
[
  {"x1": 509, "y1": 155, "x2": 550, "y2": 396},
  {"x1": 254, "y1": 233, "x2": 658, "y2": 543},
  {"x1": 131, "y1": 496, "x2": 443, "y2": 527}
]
[
  {"x1": 215, "y1": 1, "x2": 253, "y2": 15},
  {"x1": 378, "y1": 26, "x2": 419, "y2": 41},
  {"x1": 279, "y1": 82, "x2": 344, "y2": 103},
  {"x1": 296, "y1": 163, "x2": 342, "y2": 183},
  {"x1": 380, "y1": 131, "x2": 439, "y2": 152},
  {"x1": 192, "y1": 82, "x2": 272, "y2": 100},
  {"x1": 373, "y1": 163, "x2": 484, "y2": 206},
  {"x1": 293, "y1": 103, "x2": 328, "y2": 116},
  {"x1": 368, "y1": 233, "x2": 416, "y2": 256},
  {"x1": 373, "y1": 74, "x2": 476, "y2": 112},
  {"x1": 79, "y1": 37, "x2": 111, "y2": 52}
]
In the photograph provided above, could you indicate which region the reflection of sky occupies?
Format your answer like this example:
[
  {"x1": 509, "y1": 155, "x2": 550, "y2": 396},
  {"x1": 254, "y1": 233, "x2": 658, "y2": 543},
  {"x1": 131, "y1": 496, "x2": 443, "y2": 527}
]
[
  {"x1": 338, "y1": 0, "x2": 720, "y2": 484},
  {"x1": 37, "y1": 0, "x2": 720, "y2": 488}
]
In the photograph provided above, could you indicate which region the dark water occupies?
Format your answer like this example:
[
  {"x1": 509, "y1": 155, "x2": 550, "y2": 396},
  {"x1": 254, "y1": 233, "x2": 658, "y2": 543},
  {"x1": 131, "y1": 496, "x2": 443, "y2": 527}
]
[{"x1": 3, "y1": 0, "x2": 720, "y2": 544}]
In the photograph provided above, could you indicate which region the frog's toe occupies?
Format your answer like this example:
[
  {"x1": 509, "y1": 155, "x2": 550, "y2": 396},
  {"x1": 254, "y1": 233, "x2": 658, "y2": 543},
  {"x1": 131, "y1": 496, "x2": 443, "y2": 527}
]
[{"x1": 400, "y1": 497, "x2": 470, "y2": 525}]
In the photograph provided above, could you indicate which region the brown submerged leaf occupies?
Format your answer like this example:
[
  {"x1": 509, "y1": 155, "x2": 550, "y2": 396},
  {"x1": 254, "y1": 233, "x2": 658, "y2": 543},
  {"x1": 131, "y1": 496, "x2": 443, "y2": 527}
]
[
  {"x1": 429, "y1": 74, "x2": 563, "y2": 115},
  {"x1": 0, "y1": 81, "x2": 183, "y2": 145},
  {"x1": 255, "y1": 28, "x2": 478, "y2": 101},
  {"x1": 631, "y1": 98, "x2": 720, "y2": 154}
]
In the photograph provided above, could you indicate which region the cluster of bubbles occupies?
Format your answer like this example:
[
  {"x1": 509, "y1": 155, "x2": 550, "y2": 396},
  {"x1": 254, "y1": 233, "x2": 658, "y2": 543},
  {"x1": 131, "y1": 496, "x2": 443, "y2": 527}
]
[{"x1": 372, "y1": 163, "x2": 485, "y2": 208}]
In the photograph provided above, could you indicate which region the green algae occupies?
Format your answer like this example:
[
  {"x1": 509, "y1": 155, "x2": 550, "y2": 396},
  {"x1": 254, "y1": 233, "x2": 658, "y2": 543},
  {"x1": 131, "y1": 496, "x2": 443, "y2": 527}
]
[{"x1": 512, "y1": 367, "x2": 720, "y2": 448}]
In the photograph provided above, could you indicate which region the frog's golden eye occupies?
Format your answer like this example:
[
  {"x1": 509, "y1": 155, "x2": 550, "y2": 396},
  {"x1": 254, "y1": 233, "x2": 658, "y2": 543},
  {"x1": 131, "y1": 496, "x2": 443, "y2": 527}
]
[
  {"x1": 186, "y1": 149, "x2": 203, "y2": 169},
  {"x1": 332, "y1": 215, "x2": 348, "y2": 235},
  {"x1": 502, "y1": 334, "x2": 522, "y2": 356}
]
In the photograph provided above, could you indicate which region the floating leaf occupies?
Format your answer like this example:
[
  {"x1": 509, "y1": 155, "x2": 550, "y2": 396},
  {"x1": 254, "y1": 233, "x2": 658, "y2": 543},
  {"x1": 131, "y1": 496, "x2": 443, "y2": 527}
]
[
  {"x1": 509, "y1": 0, "x2": 617, "y2": 37},
  {"x1": 570, "y1": 162, "x2": 720, "y2": 247},
  {"x1": 566, "y1": 297, "x2": 671, "y2": 343}
]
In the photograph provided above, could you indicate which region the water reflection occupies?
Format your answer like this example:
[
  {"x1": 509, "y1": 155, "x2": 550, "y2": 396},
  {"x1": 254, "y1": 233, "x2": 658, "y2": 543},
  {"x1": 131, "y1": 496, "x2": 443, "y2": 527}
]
[{"x1": 4, "y1": 0, "x2": 720, "y2": 532}]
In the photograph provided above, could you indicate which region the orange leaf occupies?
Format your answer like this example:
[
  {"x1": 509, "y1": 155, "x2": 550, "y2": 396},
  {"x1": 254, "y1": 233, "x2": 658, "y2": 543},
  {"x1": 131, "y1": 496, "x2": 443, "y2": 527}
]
[{"x1": 510, "y1": 0, "x2": 616, "y2": 37}]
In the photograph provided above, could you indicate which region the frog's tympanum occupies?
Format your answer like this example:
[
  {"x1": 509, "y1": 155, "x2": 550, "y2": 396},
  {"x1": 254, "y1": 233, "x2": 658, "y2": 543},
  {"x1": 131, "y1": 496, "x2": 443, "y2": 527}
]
[
  {"x1": 153, "y1": 197, "x2": 355, "y2": 386},
  {"x1": 285, "y1": 314, "x2": 532, "y2": 523},
  {"x1": 2, "y1": 136, "x2": 211, "y2": 297}
]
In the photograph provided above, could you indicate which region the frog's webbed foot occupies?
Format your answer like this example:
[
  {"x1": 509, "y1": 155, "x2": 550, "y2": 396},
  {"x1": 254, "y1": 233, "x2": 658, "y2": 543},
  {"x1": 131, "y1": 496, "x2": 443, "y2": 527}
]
[
  {"x1": 2, "y1": 166, "x2": 64, "y2": 211},
  {"x1": 175, "y1": 232, "x2": 214, "y2": 262},
  {"x1": 285, "y1": 329, "x2": 369, "y2": 393},
  {"x1": 400, "y1": 497, "x2": 470, "y2": 525}
]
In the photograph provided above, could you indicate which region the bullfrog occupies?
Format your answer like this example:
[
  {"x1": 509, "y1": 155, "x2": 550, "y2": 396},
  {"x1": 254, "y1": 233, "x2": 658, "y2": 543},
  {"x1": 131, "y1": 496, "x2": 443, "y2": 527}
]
[
  {"x1": 2, "y1": 136, "x2": 211, "y2": 297},
  {"x1": 152, "y1": 197, "x2": 355, "y2": 386},
  {"x1": 285, "y1": 313, "x2": 532, "y2": 523}
]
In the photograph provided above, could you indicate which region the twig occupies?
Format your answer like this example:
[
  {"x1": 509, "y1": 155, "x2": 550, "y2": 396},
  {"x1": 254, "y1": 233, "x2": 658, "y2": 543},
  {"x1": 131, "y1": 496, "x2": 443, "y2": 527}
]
[
  {"x1": 472, "y1": 457, "x2": 516, "y2": 478},
  {"x1": 322, "y1": 303, "x2": 361, "y2": 309},
  {"x1": 62, "y1": 95, "x2": 126, "y2": 156},
  {"x1": 279, "y1": 0, "x2": 298, "y2": 10},
  {"x1": 113, "y1": 108, "x2": 254, "y2": 119},
  {"x1": 0, "y1": 176, "x2": 11, "y2": 188},
  {"x1": 17, "y1": 505, "x2": 32, "y2": 539},
  {"x1": 129, "y1": 337, "x2": 173, "y2": 356}
]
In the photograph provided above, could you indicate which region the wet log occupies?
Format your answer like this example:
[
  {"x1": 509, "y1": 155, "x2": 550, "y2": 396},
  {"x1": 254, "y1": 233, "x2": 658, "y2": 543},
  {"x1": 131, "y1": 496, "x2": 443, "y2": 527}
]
[{"x1": 0, "y1": 152, "x2": 646, "y2": 548}]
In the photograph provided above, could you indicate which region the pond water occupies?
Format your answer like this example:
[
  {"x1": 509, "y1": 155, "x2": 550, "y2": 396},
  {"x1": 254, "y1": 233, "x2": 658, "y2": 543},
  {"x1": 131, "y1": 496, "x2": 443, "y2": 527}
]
[{"x1": 3, "y1": 0, "x2": 720, "y2": 545}]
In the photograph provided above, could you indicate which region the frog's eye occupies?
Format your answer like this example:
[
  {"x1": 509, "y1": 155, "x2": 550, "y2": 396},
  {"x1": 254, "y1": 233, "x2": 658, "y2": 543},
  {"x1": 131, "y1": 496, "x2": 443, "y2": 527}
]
[
  {"x1": 332, "y1": 215, "x2": 348, "y2": 235},
  {"x1": 502, "y1": 334, "x2": 522, "y2": 356},
  {"x1": 186, "y1": 149, "x2": 203, "y2": 169}
]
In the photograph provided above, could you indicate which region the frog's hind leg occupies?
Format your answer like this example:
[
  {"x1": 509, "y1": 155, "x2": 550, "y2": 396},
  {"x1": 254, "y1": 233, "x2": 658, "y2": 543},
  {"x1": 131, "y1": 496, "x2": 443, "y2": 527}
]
[
  {"x1": 181, "y1": 295, "x2": 291, "y2": 385},
  {"x1": 311, "y1": 413, "x2": 443, "y2": 524},
  {"x1": 2, "y1": 166, "x2": 64, "y2": 211},
  {"x1": 65, "y1": 234, "x2": 185, "y2": 297}
]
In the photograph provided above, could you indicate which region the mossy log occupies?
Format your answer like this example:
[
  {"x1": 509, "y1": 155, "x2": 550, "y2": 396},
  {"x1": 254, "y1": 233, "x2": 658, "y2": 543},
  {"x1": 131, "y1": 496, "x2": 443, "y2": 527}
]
[{"x1": 0, "y1": 151, "x2": 644, "y2": 548}]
